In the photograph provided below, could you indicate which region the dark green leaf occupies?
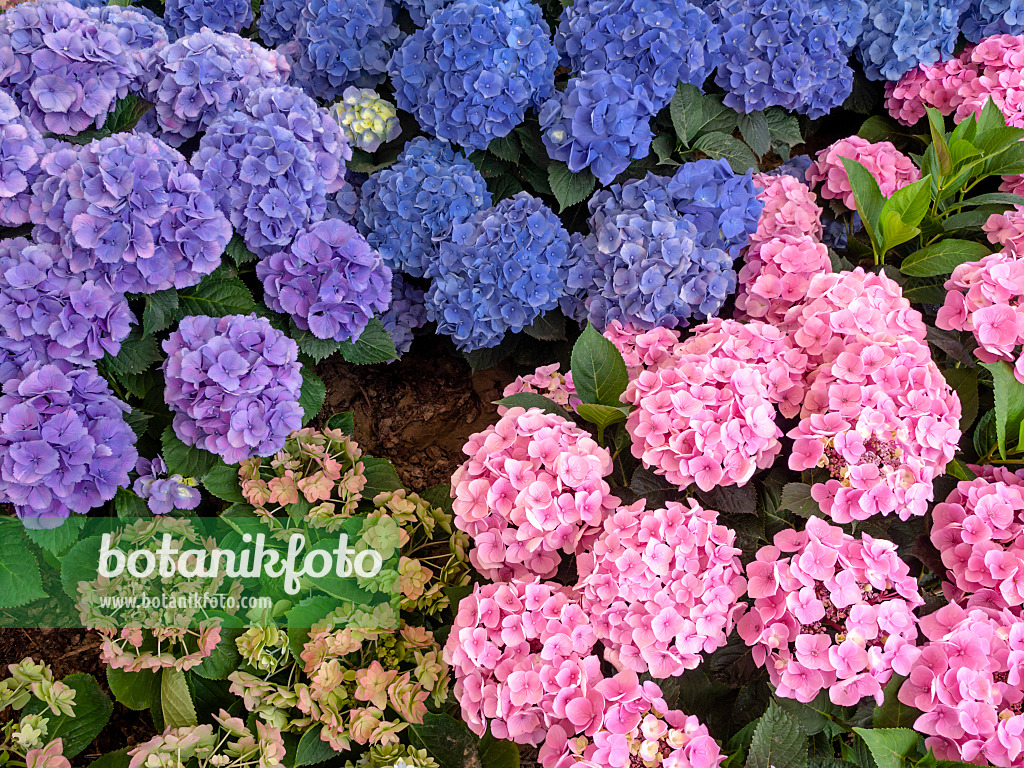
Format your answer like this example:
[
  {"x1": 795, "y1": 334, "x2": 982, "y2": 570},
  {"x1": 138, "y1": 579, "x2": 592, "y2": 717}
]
[
  {"x1": 192, "y1": 614, "x2": 244, "y2": 680},
  {"x1": 290, "y1": 319, "x2": 343, "y2": 363},
  {"x1": 106, "y1": 668, "x2": 159, "y2": 711},
  {"x1": 957, "y1": 192, "x2": 1024, "y2": 208},
  {"x1": 764, "y1": 107, "x2": 802, "y2": 149},
  {"x1": 738, "y1": 112, "x2": 771, "y2": 157},
  {"x1": 338, "y1": 318, "x2": 398, "y2": 365},
  {"x1": 570, "y1": 323, "x2": 629, "y2": 406},
  {"x1": 104, "y1": 333, "x2": 162, "y2": 377},
  {"x1": 745, "y1": 701, "x2": 807, "y2": 768},
  {"x1": 927, "y1": 108, "x2": 953, "y2": 177},
  {"x1": 25, "y1": 673, "x2": 111, "y2": 757},
  {"x1": 873, "y1": 675, "x2": 922, "y2": 729},
  {"x1": 161, "y1": 667, "x2": 197, "y2": 728},
  {"x1": 942, "y1": 367, "x2": 979, "y2": 431},
  {"x1": 299, "y1": 368, "x2": 326, "y2": 425},
  {"x1": 114, "y1": 487, "x2": 150, "y2": 519},
  {"x1": 974, "y1": 409, "x2": 997, "y2": 457},
  {"x1": 124, "y1": 408, "x2": 153, "y2": 439},
  {"x1": 362, "y1": 457, "x2": 403, "y2": 497},
  {"x1": 294, "y1": 725, "x2": 344, "y2": 766},
  {"x1": 421, "y1": 483, "x2": 454, "y2": 515},
  {"x1": 852, "y1": 728, "x2": 918, "y2": 768},
  {"x1": 325, "y1": 411, "x2": 355, "y2": 435},
  {"x1": 523, "y1": 311, "x2": 567, "y2": 341},
  {"x1": 285, "y1": 596, "x2": 336, "y2": 661},
  {"x1": 901, "y1": 239, "x2": 991, "y2": 277},
  {"x1": 161, "y1": 425, "x2": 219, "y2": 479},
  {"x1": 859, "y1": 115, "x2": 901, "y2": 143},
  {"x1": 409, "y1": 713, "x2": 484, "y2": 768},
  {"x1": 478, "y1": 733, "x2": 519, "y2": 768},
  {"x1": 488, "y1": 134, "x2": 521, "y2": 164},
  {"x1": 776, "y1": 483, "x2": 822, "y2": 518},
  {"x1": 774, "y1": 692, "x2": 838, "y2": 736},
  {"x1": 982, "y1": 361, "x2": 1024, "y2": 458},
  {"x1": 202, "y1": 463, "x2": 244, "y2": 503},
  {"x1": 224, "y1": 234, "x2": 258, "y2": 265},
  {"x1": 493, "y1": 392, "x2": 573, "y2": 421},
  {"x1": 0, "y1": 522, "x2": 45, "y2": 608},
  {"x1": 24, "y1": 516, "x2": 86, "y2": 557},
  {"x1": 947, "y1": 457, "x2": 977, "y2": 481},
  {"x1": 652, "y1": 134, "x2": 677, "y2": 165},
  {"x1": 179, "y1": 277, "x2": 256, "y2": 317},
  {"x1": 88, "y1": 750, "x2": 130, "y2": 768},
  {"x1": 548, "y1": 163, "x2": 597, "y2": 212},
  {"x1": 462, "y1": 334, "x2": 518, "y2": 371},
  {"x1": 143, "y1": 290, "x2": 181, "y2": 336},
  {"x1": 692, "y1": 131, "x2": 759, "y2": 173},
  {"x1": 670, "y1": 83, "x2": 704, "y2": 145}
]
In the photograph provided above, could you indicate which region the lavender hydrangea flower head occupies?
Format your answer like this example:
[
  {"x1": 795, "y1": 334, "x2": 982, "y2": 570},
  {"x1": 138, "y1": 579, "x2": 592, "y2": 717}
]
[
  {"x1": 0, "y1": 339, "x2": 33, "y2": 382},
  {"x1": 540, "y1": 69, "x2": 655, "y2": 185},
  {"x1": 0, "y1": 90, "x2": 46, "y2": 227},
  {"x1": 140, "y1": 30, "x2": 290, "y2": 146},
  {"x1": 962, "y1": 0, "x2": 1024, "y2": 39},
  {"x1": 360, "y1": 137, "x2": 492, "y2": 277},
  {"x1": 31, "y1": 133, "x2": 232, "y2": 295},
  {"x1": 194, "y1": 85, "x2": 350, "y2": 257},
  {"x1": 554, "y1": 0, "x2": 721, "y2": 108},
  {"x1": 257, "y1": 0, "x2": 304, "y2": 46},
  {"x1": 0, "y1": 0, "x2": 133, "y2": 135},
  {"x1": 710, "y1": 0, "x2": 853, "y2": 118},
  {"x1": 856, "y1": 0, "x2": 970, "y2": 81},
  {"x1": 165, "y1": 0, "x2": 253, "y2": 36},
  {"x1": 86, "y1": 5, "x2": 169, "y2": 91},
  {"x1": 257, "y1": 218, "x2": 392, "y2": 343},
  {"x1": 330, "y1": 87, "x2": 401, "y2": 153},
  {"x1": 0, "y1": 238, "x2": 134, "y2": 368},
  {"x1": 0, "y1": 362, "x2": 137, "y2": 529},
  {"x1": 381, "y1": 274, "x2": 428, "y2": 356},
  {"x1": 288, "y1": 0, "x2": 405, "y2": 100},
  {"x1": 325, "y1": 175, "x2": 365, "y2": 227},
  {"x1": 389, "y1": 0, "x2": 558, "y2": 150},
  {"x1": 134, "y1": 456, "x2": 201, "y2": 515},
  {"x1": 163, "y1": 314, "x2": 304, "y2": 464},
  {"x1": 426, "y1": 193, "x2": 571, "y2": 351},
  {"x1": 559, "y1": 232, "x2": 601, "y2": 324}
]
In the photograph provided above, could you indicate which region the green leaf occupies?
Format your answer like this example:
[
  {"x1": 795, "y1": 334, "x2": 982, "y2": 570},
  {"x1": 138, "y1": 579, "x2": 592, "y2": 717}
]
[
  {"x1": 161, "y1": 667, "x2": 197, "y2": 729},
  {"x1": 299, "y1": 368, "x2": 326, "y2": 425},
  {"x1": 192, "y1": 614, "x2": 244, "y2": 680},
  {"x1": 652, "y1": 134, "x2": 677, "y2": 165},
  {"x1": 670, "y1": 83, "x2": 704, "y2": 145},
  {"x1": 745, "y1": 701, "x2": 808, "y2": 768},
  {"x1": 25, "y1": 673, "x2": 112, "y2": 757},
  {"x1": 879, "y1": 209, "x2": 922, "y2": 255},
  {"x1": 956, "y1": 192, "x2": 1024, "y2": 208},
  {"x1": 290, "y1": 319, "x2": 343, "y2": 363},
  {"x1": 947, "y1": 457, "x2": 977, "y2": 481},
  {"x1": 59, "y1": 536, "x2": 105, "y2": 600},
  {"x1": 570, "y1": 323, "x2": 629, "y2": 407},
  {"x1": 840, "y1": 158, "x2": 885, "y2": 255},
  {"x1": 0, "y1": 522, "x2": 45, "y2": 608},
  {"x1": 493, "y1": 392, "x2": 573, "y2": 421},
  {"x1": 488, "y1": 134, "x2": 521, "y2": 164},
  {"x1": 479, "y1": 733, "x2": 519, "y2": 768},
  {"x1": 338, "y1": 318, "x2": 398, "y2": 365},
  {"x1": 974, "y1": 408, "x2": 997, "y2": 457},
  {"x1": 409, "y1": 713, "x2": 485, "y2": 768},
  {"x1": 942, "y1": 367, "x2": 979, "y2": 431},
  {"x1": 902, "y1": 280, "x2": 948, "y2": 304},
  {"x1": 106, "y1": 668, "x2": 160, "y2": 711},
  {"x1": 161, "y1": 425, "x2": 219, "y2": 479},
  {"x1": 776, "y1": 483, "x2": 823, "y2": 518},
  {"x1": 942, "y1": 208, "x2": 1003, "y2": 231},
  {"x1": 883, "y1": 176, "x2": 932, "y2": 230},
  {"x1": 362, "y1": 457, "x2": 403, "y2": 497},
  {"x1": 143, "y1": 289, "x2": 181, "y2": 336},
  {"x1": 325, "y1": 411, "x2": 355, "y2": 435},
  {"x1": 927, "y1": 108, "x2": 953, "y2": 177},
  {"x1": 548, "y1": 163, "x2": 597, "y2": 211},
  {"x1": 462, "y1": 334, "x2": 518, "y2": 371},
  {"x1": 764, "y1": 107, "x2": 802, "y2": 149},
  {"x1": 738, "y1": 112, "x2": 772, "y2": 156},
  {"x1": 285, "y1": 596, "x2": 336, "y2": 660},
  {"x1": 692, "y1": 131, "x2": 759, "y2": 172},
  {"x1": 224, "y1": 234, "x2": 258, "y2": 265},
  {"x1": 523, "y1": 311, "x2": 567, "y2": 341},
  {"x1": 901, "y1": 239, "x2": 991, "y2": 277},
  {"x1": 858, "y1": 115, "x2": 900, "y2": 143},
  {"x1": 852, "y1": 728, "x2": 919, "y2": 768},
  {"x1": 24, "y1": 516, "x2": 86, "y2": 557},
  {"x1": 179, "y1": 277, "x2": 256, "y2": 317},
  {"x1": 294, "y1": 725, "x2": 344, "y2": 766},
  {"x1": 773, "y1": 691, "x2": 838, "y2": 736},
  {"x1": 114, "y1": 487, "x2": 150, "y2": 518},
  {"x1": 88, "y1": 750, "x2": 130, "y2": 768},
  {"x1": 982, "y1": 361, "x2": 1024, "y2": 458},
  {"x1": 873, "y1": 675, "x2": 922, "y2": 729},
  {"x1": 104, "y1": 332, "x2": 162, "y2": 377},
  {"x1": 202, "y1": 463, "x2": 244, "y2": 503},
  {"x1": 575, "y1": 402, "x2": 629, "y2": 430}
]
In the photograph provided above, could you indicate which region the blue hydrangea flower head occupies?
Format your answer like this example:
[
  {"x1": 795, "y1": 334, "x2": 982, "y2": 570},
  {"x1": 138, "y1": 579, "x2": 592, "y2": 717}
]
[
  {"x1": 87, "y1": 5, "x2": 169, "y2": 91},
  {"x1": 139, "y1": 29, "x2": 290, "y2": 146},
  {"x1": 0, "y1": 238, "x2": 134, "y2": 368},
  {"x1": 134, "y1": 456, "x2": 201, "y2": 515},
  {"x1": 163, "y1": 313, "x2": 304, "y2": 464},
  {"x1": 0, "y1": 362, "x2": 137, "y2": 529},
  {"x1": 381, "y1": 274, "x2": 428, "y2": 356},
  {"x1": 709, "y1": 0, "x2": 853, "y2": 118},
  {"x1": 856, "y1": 0, "x2": 970, "y2": 81},
  {"x1": 360, "y1": 137, "x2": 491, "y2": 277},
  {"x1": 257, "y1": 0, "x2": 305, "y2": 46},
  {"x1": 426, "y1": 192, "x2": 571, "y2": 351},
  {"x1": 559, "y1": 231, "x2": 601, "y2": 324},
  {"x1": 331, "y1": 87, "x2": 402, "y2": 153},
  {"x1": 0, "y1": 90, "x2": 46, "y2": 227},
  {"x1": 554, "y1": 0, "x2": 721, "y2": 109},
  {"x1": 31, "y1": 133, "x2": 232, "y2": 295},
  {"x1": 396, "y1": 0, "x2": 450, "y2": 24},
  {"x1": 539, "y1": 69, "x2": 656, "y2": 185},
  {"x1": 257, "y1": 218, "x2": 392, "y2": 343},
  {"x1": 325, "y1": 175, "x2": 366, "y2": 227},
  {"x1": 165, "y1": 0, "x2": 252, "y2": 36},
  {"x1": 388, "y1": 0, "x2": 558, "y2": 150},
  {"x1": 961, "y1": 0, "x2": 1024, "y2": 40},
  {"x1": 0, "y1": 0, "x2": 133, "y2": 136},
  {"x1": 289, "y1": 0, "x2": 405, "y2": 100},
  {"x1": 769, "y1": 153, "x2": 813, "y2": 180},
  {"x1": 806, "y1": 0, "x2": 867, "y2": 53}
]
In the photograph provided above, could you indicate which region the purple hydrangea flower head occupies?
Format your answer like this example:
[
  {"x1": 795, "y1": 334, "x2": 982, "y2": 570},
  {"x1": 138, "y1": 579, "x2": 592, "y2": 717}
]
[
  {"x1": 288, "y1": 0, "x2": 405, "y2": 100},
  {"x1": 426, "y1": 192, "x2": 571, "y2": 351},
  {"x1": 87, "y1": 5, "x2": 169, "y2": 91},
  {"x1": 257, "y1": 218, "x2": 392, "y2": 343},
  {"x1": 962, "y1": 0, "x2": 1024, "y2": 40},
  {"x1": 139, "y1": 29, "x2": 290, "y2": 146},
  {"x1": 381, "y1": 274, "x2": 428, "y2": 356},
  {"x1": 65, "y1": 0, "x2": 106, "y2": 9},
  {"x1": 30, "y1": 133, "x2": 232, "y2": 295},
  {"x1": 193, "y1": 85, "x2": 350, "y2": 257},
  {"x1": 134, "y1": 456, "x2": 201, "y2": 515},
  {"x1": 388, "y1": 0, "x2": 558, "y2": 150},
  {"x1": 0, "y1": 237, "x2": 134, "y2": 368},
  {"x1": 0, "y1": 0, "x2": 133, "y2": 136},
  {"x1": 0, "y1": 90, "x2": 46, "y2": 227},
  {"x1": 0, "y1": 339, "x2": 33, "y2": 383},
  {"x1": 554, "y1": 0, "x2": 721, "y2": 109},
  {"x1": 0, "y1": 362, "x2": 137, "y2": 528},
  {"x1": 163, "y1": 313, "x2": 304, "y2": 464},
  {"x1": 539, "y1": 69, "x2": 656, "y2": 185},
  {"x1": 325, "y1": 176, "x2": 365, "y2": 227},
  {"x1": 360, "y1": 137, "x2": 491, "y2": 277},
  {"x1": 709, "y1": 0, "x2": 853, "y2": 118},
  {"x1": 856, "y1": 0, "x2": 970, "y2": 81},
  {"x1": 165, "y1": 0, "x2": 253, "y2": 36},
  {"x1": 769, "y1": 153, "x2": 814, "y2": 180},
  {"x1": 257, "y1": 0, "x2": 304, "y2": 46}
]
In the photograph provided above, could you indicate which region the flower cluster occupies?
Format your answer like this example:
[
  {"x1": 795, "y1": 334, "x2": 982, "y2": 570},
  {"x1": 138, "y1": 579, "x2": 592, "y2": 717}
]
[
  {"x1": 984, "y1": 205, "x2": 1024, "y2": 255},
  {"x1": 165, "y1": 0, "x2": 252, "y2": 36},
  {"x1": 898, "y1": 604, "x2": 1024, "y2": 766},
  {"x1": 665, "y1": 159, "x2": 763, "y2": 257},
  {"x1": 256, "y1": 0, "x2": 303, "y2": 46},
  {"x1": 0, "y1": 658, "x2": 76, "y2": 719},
  {"x1": 331, "y1": 87, "x2": 401, "y2": 153},
  {"x1": 0, "y1": 91, "x2": 45, "y2": 228},
  {"x1": 451, "y1": 406, "x2": 619, "y2": 580},
  {"x1": 577, "y1": 499, "x2": 746, "y2": 678},
  {"x1": 807, "y1": 136, "x2": 922, "y2": 211},
  {"x1": 738, "y1": 516, "x2": 924, "y2": 706},
  {"x1": 0, "y1": 238, "x2": 133, "y2": 369},
  {"x1": 380, "y1": 275, "x2": 428, "y2": 357},
  {"x1": 807, "y1": 0, "x2": 868, "y2": 53},
  {"x1": 624, "y1": 352, "x2": 782, "y2": 491},
  {"x1": 140, "y1": 30, "x2": 290, "y2": 146},
  {"x1": 194, "y1": 86, "x2": 349, "y2": 257},
  {"x1": 710, "y1": 0, "x2": 853, "y2": 119},
  {"x1": 500, "y1": 363, "x2": 580, "y2": 413},
  {"x1": 0, "y1": 0, "x2": 132, "y2": 135},
  {"x1": 963, "y1": 0, "x2": 1024, "y2": 40},
  {"x1": 86, "y1": 5, "x2": 168, "y2": 92},
  {"x1": 603, "y1": 320, "x2": 685, "y2": 378},
  {"x1": 0, "y1": 363, "x2": 136, "y2": 528},
  {"x1": 133, "y1": 456, "x2": 201, "y2": 516},
  {"x1": 855, "y1": 0, "x2": 969, "y2": 81},
  {"x1": 388, "y1": 0, "x2": 557, "y2": 150},
  {"x1": 129, "y1": 711, "x2": 286, "y2": 768},
  {"x1": 360, "y1": 137, "x2": 492, "y2": 277},
  {"x1": 163, "y1": 314, "x2": 304, "y2": 464},
  {"x1": 257, "y1": 219, "x2": 391, "y2": 343},
  {"x1": 426, "y1": 193, "x2": 570, "y2": 351},
  {"x1": 31, "y1": 133, "x2": 231, "y2": 295},
  {"x1": 343, "y1": 746, "x2": 439, "y2": 768}
]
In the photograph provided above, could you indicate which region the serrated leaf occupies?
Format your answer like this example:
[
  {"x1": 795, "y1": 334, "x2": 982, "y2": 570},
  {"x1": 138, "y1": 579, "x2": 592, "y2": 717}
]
[
  {"x1": 974, "y1": 409, "x2": 997, "y2": 457},
  {"x1": 25, "y1": 673, "x2": 111, "y2": 757},
  {"x1": 692, "y1": 131, "x2": 759, "y2": 172},
  {"x1": 462, "y1": 334, "x2": 518, "y2": 371},
  {"x1": 488, "y1": 133, "x2": 521, "y2": 164},
  {"x1": 88, "y1": 750, "x2": 130, "y2": 768},
  {"x1": 873, "y1": 675, "x2": 921, "y2": 729},
  {"x1": 570, "y1": 323, "x2": 629, "y2": 406},
  {"x1": 286, "y1": 596, "x2": 337, "y2": 660},
  {"x1": 852, "y1": 728, "x2": 918, "y2": 768},
  {"x1": 114, "y1": 487, "x2": 150, "y2": 518},
  {"x1": 548, "y1": 163, "x2": 597, "y2": 211},
  {"x1": 202, "y1": 463, "x2": 244, "y2": 503},
  {"x1": 161, "y1": 425, "x2": 219, "y2": 479},
  {"x1": 494, "y1": 392, "x2": 573, "y2": 421},
  {"x1": 859, "y1": 115, "x2": 900, "y2": 143},
  {"x1": 24, "y1": 516, "x2": 86, "y2": 556},
  {"x1": 523, "y1": 311, "x2": 566, "y2": 341},
  {"x1": 901, "y1": 239, "x2": 991, "y2": 277},
  {"x1": 299, "y1": 368, "x2": 326, "y2": 425},
  {"x1": 652, "y1": 134, "x2": 677, "y2": 165},
  {"x1": 104, "y1": 332, "x2": 162, "y2": 377},
  {"x1": 224, "y1": 234, "x2": 258, "y2": 265},
  {"x1": 776, "y1": 483, "x2": 823, "y2": 518},
  {"x1": 841, "y1": 158, "x2": 885, "y2": 254},
  {"x1": 745, "y1": 701, "x2": 807, "y2": 768},
  {"x1": 289, "y1": 318, "x2": 344, "y2": 362},
  {"x1": 125, "y1": 408, "x2": 153, "y2": 438},
  {"x1": 161, "y1": 667, "x2": 197, "y2": 729},
  {"x1": 670, "y1": 82, "x2": 704, "y2": 145},
  {"x1": 178, "y1": 277, "x2": 256, "y2": 318},
  {"x1": 143, "y1": 289, "x2": 180, "y2": 336},
  {"x1": 409, "y1": 713, "x2": 484, "y2": 768},
  {"x1": 339, "y1": 318, "x2": 398, "y2": 364},
  {"x1": 738, "y1": 111, "x2": 771, "y2": 156},
  {"x1": 764, "y1": 107, "x2": 802, "y2": 148},
  {"x1": 192, "y1": 613, "x2": 244, "y2": 680},
  {"x1": 0, "y1": 522, "x2": 45, "y2": 608},
  {"x1": 106, "y1": 668, "x2": 159, "y2": 711},
  {"x1": 774, "y1": 691, "x2": 838, "y2": 736},
  {"x1": 295, "y1": 725, "x2": 344, "y2": 766},
  {"x1": 325, "y1": 411, "x2": 355, "y2": 435},
  {"x1": 362, "y1": 456, "x2": 403, "y2": 497}
]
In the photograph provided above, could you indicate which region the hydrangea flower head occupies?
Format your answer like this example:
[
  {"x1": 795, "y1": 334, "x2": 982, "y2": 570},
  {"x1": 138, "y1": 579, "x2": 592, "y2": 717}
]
[
  {"x1": 134, "y1": 456, "x2": 201, "y2": 515},
  {"x1": 0, "y1": 0, "x2": 133, "y2": 135},
  {"x1": 257, "y1": 218, "x2": 392, "y2": 343},
  {"x1": 451, "y1": 406, "x2": 619, "y2": 580},
  {"x1": 163, "y1": 314, "x2": 304, "y2": 464},
  {"x1": 808, "y1": 136, "x2": 922, "y2": 210},
  {"x1": 0, "y1": 90, "x2": 46, "y2": 227},
  {"x1": 381, "y1": 274, "x2": 428, "y2": 357},
  {"x1": 500, "y1": 363, "x2": 580, "y2": 414},
  {"x1": 426, "y1": 193, "x2": 570, "y2": 351},
  {"x1": 963, "y1": 0, "x2": 1024, "y2": 39},
  {"x1": 856, "y1": 0, "x2": 970, "y2": 81},
  {"x1": 604, "y1": 320, "x2": 685, "y2": 378},
  {"x1": 0, "y1": 362, "x2": 137, "y2": 528},
  {"x1": 360, "y1": 137, "x2": 491, "y2": 277},
  {"x1": 31, "y1": 133, "x2": 232, "y2": 295},
  {"x1": 86, "y1": 5, "x2": 168, "y2": 92},
  {"x1": 806, "y1": 0, "x2": 868, "y2": 53},
  {"x1": 331, "y1": 87, "x2": 401, "y2": 153},
  {"x1": 257, "y1": 0, "x2": 304, "y2": 46},
  {"x1": 165, "y1": 0, "x2": 252, "y2": 35},
  {"x1": 389, "y1": 0, "x2": 557, "y2": 150}
]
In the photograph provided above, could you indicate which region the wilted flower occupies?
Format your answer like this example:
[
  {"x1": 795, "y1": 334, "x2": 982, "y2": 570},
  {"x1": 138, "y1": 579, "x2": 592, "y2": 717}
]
[{"x1": 165, "y1": 0, "x2": 252, "y2": 36}]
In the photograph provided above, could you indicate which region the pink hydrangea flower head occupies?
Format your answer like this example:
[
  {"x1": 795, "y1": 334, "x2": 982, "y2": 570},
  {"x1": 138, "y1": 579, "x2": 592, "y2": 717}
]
[
  {"x1": 736, "y1": 234, "x2": 832, "y2": 328},
  {"x1": 807, "y1": 136, "x2": 922, "y2": 210},
  {"x1": 750, "y1": 172, "x2": 824, "y2": 243},
  {"x1": 602, "y1": 320, "x2": 684, "y2": 379},
  {"x1": 984, "y1": 206, "x2": 1024, "y2": 256},
  {"x1": 499, "y1": 363, "x2": 581, "y2": 415},
  {"x1": 738, "y1": 516, "x2": 925, "y2": 707},
  {"x1": 576, "y1": 499, "x2": 747, "y2": 679},
  {"x1": 451, "y1": 407, "x2": 619, "y2": 580}
]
